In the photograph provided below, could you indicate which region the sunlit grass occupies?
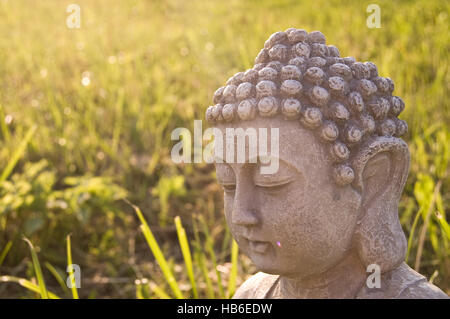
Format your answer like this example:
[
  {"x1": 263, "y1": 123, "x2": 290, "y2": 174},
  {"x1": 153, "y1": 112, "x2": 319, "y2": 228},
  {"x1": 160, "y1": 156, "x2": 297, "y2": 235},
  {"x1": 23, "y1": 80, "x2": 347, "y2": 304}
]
[
  {"x1": 66, "y1": 234, "x2": 79, "y2": 299},
  {"x1": 0, "y1": 276, "x2": 60, "y2": 299},
  {"x1": 130, "y1": 201, "x2": 240, "y2": 299},
  {"x1": 174, "y1": 216, "x2": 198, "y2": 298},
  {"x1": 0, "y1": 0, "x2": 448, "y2": 297},
  {"x1": 129, "y1": 201, "x2": 185, "y2": 298}
]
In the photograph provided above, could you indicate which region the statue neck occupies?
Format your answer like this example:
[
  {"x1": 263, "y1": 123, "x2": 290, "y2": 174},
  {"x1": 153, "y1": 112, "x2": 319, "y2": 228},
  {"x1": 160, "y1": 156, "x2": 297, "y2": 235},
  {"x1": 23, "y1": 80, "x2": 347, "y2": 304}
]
[{"x1": 278, "y1": 251, "x2": 367, "y2": 298}]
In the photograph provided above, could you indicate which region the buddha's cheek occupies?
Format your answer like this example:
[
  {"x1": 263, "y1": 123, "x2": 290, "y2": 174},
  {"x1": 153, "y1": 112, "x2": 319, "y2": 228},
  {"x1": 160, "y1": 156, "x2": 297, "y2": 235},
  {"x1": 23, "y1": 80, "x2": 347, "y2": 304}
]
[{"x1": 269, "y1": 189, "x2": 359, "y2": 276}]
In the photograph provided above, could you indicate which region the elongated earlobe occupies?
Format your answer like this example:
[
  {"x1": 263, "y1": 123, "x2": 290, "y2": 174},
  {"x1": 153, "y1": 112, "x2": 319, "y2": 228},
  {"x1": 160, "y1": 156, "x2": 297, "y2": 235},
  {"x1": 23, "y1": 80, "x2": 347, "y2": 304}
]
[{"x1": 351, "y1": 136, "x2": 409, "y2": 272}]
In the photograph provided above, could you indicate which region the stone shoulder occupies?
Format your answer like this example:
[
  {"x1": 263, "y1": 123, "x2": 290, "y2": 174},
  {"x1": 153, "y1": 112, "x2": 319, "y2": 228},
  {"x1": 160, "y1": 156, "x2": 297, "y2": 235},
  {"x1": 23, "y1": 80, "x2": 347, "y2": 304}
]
[
  {"x1": 357, "y1": 262, "x2": 449, "y2": 299},
  {"x1": 232, "y1": 272, "x2": 279, "y2": 299}
]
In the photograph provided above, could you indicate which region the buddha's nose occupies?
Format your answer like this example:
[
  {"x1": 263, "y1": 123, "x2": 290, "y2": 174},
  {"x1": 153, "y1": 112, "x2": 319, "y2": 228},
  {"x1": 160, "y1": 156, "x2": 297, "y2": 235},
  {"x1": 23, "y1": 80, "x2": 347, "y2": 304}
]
[{"x1": 232, "y1": 183, "x2": 260, "y2": 226}]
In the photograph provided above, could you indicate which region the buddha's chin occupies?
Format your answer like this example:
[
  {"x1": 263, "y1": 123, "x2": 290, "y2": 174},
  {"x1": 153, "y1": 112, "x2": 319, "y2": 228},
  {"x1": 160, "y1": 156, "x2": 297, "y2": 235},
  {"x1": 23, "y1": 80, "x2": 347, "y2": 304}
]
[
  {"x1": 244, "y1": 247, "x2": 277, "y2": 273},
  {"x1": 250, "y1": 252, "x2": 327, "y2": 278},
  {"x1": 253, "y1": 261, "x2": 310, "y2": 277},
  {"x1": 248, "y1": 251, "x2": 296, "y2": 276},
  {"x1": 256, "y1": 263, "x2": 323, "y2": 279},
  {"x1": 253, "y1": 262, "x2": 281, "y2": 275}
]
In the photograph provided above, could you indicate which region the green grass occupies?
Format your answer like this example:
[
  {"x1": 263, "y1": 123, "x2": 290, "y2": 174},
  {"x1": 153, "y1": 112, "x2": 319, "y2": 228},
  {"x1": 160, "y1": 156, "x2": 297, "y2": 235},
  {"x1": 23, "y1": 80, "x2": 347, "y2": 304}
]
[
  {"x1": 23, "y1": 237, "x2": 48, "y2": 299},
  {"x1": 130, "y1": 201, "x2": 184, "y2": 298},
  {"x1": 174, "y1": 216, "x2": 198, "y2": 298},
  {"x1": 66, "y1": 234, "x2": 79, "y2": 299},
  {"x1": 0, "y1": 0, "x2": 448, "y2": 298}
]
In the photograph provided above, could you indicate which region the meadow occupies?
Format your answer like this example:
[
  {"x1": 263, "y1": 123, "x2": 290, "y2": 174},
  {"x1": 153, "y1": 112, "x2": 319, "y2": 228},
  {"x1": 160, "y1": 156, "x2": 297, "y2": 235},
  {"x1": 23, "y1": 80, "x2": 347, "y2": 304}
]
[{"x1": 0, "y1": 0, "x2": 448, "y2": 298}]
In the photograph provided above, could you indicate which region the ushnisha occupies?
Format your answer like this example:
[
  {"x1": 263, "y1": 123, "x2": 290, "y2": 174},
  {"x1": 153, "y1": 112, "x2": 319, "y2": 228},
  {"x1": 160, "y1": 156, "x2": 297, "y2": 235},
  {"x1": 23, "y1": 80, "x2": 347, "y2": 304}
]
[
  {"x1": 206, "y1": 29, "x2": 449, "y2": 299},
  {"x1": 206, "y1": 28, "x2": 407, "y2": 187}
]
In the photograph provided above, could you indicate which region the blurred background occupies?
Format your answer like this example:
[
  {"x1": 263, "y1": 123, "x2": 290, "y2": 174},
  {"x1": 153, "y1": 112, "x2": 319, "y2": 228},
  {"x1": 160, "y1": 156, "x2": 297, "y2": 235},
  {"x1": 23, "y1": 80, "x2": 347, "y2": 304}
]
[{"x1": 0, "y1": 0, "x2": 448, "y2": 298}]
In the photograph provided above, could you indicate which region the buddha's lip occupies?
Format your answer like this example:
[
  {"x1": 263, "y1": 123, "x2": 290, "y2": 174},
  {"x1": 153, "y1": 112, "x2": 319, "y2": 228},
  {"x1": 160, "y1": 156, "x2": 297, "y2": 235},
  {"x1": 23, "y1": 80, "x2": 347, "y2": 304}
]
[
  {"x1": 243, "y1": 236, "x2": 266, "y2": 242},
  {"x1": 248, "y1": 240, "x2": 270, "y2": 254},
  {"x1": 243, "y1": 237, "x2": 271, "y2": 253}
]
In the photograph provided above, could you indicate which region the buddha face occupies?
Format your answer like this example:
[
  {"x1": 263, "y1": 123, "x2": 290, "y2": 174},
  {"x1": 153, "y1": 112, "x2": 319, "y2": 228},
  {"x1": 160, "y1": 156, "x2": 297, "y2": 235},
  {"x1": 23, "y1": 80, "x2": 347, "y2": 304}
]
[{"x1": 215, "y1": 117, "x2": 362, "y2": 278}]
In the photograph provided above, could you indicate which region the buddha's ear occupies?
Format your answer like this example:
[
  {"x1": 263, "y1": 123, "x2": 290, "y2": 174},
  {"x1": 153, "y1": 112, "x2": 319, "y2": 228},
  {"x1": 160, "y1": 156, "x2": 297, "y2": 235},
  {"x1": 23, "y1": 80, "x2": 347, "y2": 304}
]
[
  {"x1": 352, "y1": 136, "x2": 410, "y2": 203},
  {"x1": 351, "y1": 136, "x2": 410, "y2": 272},
  {"x1": 360, "y1": 153, "x2": 391, "y2": 207}
]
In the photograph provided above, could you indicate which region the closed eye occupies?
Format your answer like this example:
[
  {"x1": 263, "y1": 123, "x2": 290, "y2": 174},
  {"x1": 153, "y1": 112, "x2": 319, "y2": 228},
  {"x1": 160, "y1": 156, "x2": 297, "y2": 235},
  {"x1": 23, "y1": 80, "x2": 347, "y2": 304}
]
[
  {"x1": 255, "y1": 178, "x2": 293, "y2": 190},
  {"x1": 253, "y1": 159, "x2": 299, "y2": 191},
  {"x1": 221, "y1": 183, "x2": 236, "y2": 192}
]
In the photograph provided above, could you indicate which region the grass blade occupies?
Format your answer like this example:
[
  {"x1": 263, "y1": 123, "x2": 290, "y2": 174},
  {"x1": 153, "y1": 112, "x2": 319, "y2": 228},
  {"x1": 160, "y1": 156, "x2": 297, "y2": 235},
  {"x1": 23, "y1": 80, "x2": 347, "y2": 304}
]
[
  {"x1": 406, "y1": 208, "x2": 423, "y2": 262},
  {"x1": 194, "y1": 251, "x2": 214, "y2": 299},
  {"x1": 435, "y1": 211, "x2": 450, "y2": 241},
  {"x1": 112, "y1": 88, "x2": 125, "y2": 154},
  {"x1": 149, "y1": 282, "x2": 171, "y2": 299},
  {"x1": 174, "y1": 216, "x2": 198, "y2": 298},
  {"x1": 192, "y1": 217, "x2": 214, "y2": 298},
  {"x1": 135, "y1": 281, "x2": 145, "y2": 299},
  {"x1": 220, "y1": 227, "x2": 231, "y2": 259},
  {"x1": 0, "y1": 104, "x2": 11, "y2": 143},
  {"x1": 138, "y1": 223, "x2": 184, "y2": 298},
  {"x1": 414, "y1": 180, "x2": 441, "y2": 271},
  {"x1": 66, "y1": 234, "x2": 79, "y2": 299},
  {"x1": 198, "y1": 215, "x2": 224, "y2": 298},
  {"x1": 0, "y1": 125, "x2": 36, "y2": 183},
  {"x1": 226, "y1": 240, "x2": 239, "y2": 299},
  {"x1": 0, "y1": 276, "x2": 60, "y2": 299},
  {"x1": 45, "y1": 262, "x2": 69, "y2": 294},
  {"x1": 127, "y1": 201, "x2": 184, "y2": 298},
  {"x1": 429, "y1": 270, "x2": 439, "y2": 284},
  {"x1": 0, "y1": 240, "x2": 12, "y2": 267},
  {"x1": 23, "y1": 237, "x2": 48, "y2": 299}
]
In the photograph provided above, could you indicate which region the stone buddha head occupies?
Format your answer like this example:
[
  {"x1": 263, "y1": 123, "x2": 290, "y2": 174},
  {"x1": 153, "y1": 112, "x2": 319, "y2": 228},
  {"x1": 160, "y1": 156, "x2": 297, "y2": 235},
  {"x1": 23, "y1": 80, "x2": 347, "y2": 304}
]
[{"x1": 205, "y1": 29, "x2": 447, "y2": 298}]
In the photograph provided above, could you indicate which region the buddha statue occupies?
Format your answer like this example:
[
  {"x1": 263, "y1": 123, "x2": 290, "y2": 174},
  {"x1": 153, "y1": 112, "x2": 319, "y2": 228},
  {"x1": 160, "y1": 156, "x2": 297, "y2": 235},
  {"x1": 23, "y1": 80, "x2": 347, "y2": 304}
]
[{"x1": 205, "y1": 29, "x2": 449, "y2": 298}]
